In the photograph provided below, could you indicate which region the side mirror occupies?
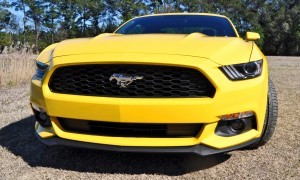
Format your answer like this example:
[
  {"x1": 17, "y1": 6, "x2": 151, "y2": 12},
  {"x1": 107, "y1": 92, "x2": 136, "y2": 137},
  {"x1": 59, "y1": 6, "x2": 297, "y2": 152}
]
[{"x1": 246, "y1": 32, "x2": 260, "y2": 41}]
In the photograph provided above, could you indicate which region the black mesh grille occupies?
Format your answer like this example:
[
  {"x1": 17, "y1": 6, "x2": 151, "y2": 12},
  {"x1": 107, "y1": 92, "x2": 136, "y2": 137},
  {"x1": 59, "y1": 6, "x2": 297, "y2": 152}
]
[
  {"x1": 58, "y1": 118, "x2": 202, "y2": 138},
  {"x1": 49, "y1": 64, "x2": 215, "y2": 98}
]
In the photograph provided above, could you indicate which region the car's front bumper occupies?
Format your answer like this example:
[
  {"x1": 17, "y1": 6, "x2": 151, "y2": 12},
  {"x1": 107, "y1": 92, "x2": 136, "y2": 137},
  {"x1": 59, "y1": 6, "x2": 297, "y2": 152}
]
[
  {"x1": 35, "y1": 131, "x2": 259, "y2": 156},
  {"x1": 31, "y1": 53, "x2": 268, "y2": 151}
]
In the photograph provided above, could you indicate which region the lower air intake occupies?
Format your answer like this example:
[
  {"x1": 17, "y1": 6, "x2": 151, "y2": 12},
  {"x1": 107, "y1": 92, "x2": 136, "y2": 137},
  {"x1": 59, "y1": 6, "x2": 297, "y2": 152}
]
[{"x1": 58, "y1": 118, "x2": 202, "y2": 138}]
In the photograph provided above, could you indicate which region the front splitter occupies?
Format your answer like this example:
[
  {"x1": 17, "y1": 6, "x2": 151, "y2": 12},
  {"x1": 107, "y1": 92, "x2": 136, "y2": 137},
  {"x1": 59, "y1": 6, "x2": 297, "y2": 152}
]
[{"x1": 35, "y1": 132, "x2": 258, "y2": 156}]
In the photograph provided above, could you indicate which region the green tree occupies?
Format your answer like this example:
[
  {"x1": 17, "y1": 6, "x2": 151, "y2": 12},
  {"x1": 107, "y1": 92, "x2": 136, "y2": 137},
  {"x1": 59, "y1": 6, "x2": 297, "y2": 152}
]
[
  {"x1": 77, "y1": 0, "x2": 89, "y2": 36},
  {"x1": 57, "y1": 0, "x2": 78, "y2": 39},
  {"x1": 43, "y1": 0, "x2": 60, "y2": 43},
  {"x1": 0, "y1": 7, "x2": 18, "y2": 50},
  {"x1": 0, "y1": 8, "x2": 11, "y2": 30},
  {"x1": 257, "y1": 0, "x2": 300, "y2": 55},
  {"x1": 8, "y1": 0, "x2": 28, "y2": 44},
  {"x1": 87, "y1": 0, "x2": 105, "y2": 35},
  {"x1": 26, "y1": 0, "x2": 44, "y2": 53},
  {"x1": 0, "y1": 8, "x2": 12, "y2": 51},
  {"x1": 115, "y1": 0, "x2": 148, "y2": 22},
  {"x1": 2, "y1": 0, "x2": 299, "y2": 55},
  {"x1": 149, "y1": 0, "x2": 179, "y2": 13}
]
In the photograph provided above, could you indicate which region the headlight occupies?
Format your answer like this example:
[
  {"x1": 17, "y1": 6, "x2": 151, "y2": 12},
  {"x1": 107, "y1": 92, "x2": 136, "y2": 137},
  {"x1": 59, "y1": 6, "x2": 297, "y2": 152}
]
[
  {"x1": 33, "y1": 61, "x2": 49, "y2": 80},
  {"x1": 220, "y1": 60, "x2": 263, "y2": 80}
]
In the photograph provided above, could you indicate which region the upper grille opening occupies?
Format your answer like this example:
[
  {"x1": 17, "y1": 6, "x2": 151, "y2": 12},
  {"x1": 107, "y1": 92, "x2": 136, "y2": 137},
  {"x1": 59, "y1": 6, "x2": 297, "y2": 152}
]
[{"x1": 49, "y1": 64, "x2": 216, "y2": 98}]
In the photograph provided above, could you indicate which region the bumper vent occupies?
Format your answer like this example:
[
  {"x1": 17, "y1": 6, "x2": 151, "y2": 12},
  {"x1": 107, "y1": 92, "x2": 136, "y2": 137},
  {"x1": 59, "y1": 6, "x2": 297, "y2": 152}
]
[
  {"x1": 49, "y1": 64, "x2": 215, "y2": 98},
  {"x1": 58, "y1": 118, "x2": 202, "y2": 138}
]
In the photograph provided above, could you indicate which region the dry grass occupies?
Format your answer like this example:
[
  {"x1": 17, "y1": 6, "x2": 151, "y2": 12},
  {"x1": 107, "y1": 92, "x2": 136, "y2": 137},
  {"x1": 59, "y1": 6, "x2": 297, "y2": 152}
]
[
  {"x1": 0, "y1": 56, "x2": 299, "y2": 179},
  {"x1": 0, "y1": 54, "x2": 37, "y2": 87}
]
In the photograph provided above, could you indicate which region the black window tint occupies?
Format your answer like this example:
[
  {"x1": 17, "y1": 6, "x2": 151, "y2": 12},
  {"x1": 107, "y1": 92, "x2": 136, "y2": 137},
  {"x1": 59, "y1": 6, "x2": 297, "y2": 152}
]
[{"x1": 116, "y1": 15, "x2": 237, "y2": 37}]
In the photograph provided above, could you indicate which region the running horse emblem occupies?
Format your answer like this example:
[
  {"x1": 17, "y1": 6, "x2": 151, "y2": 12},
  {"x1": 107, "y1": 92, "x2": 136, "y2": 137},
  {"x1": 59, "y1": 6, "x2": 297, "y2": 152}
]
[{"x1": 109, "y1": 73, "x2": 144, "y2": 88}]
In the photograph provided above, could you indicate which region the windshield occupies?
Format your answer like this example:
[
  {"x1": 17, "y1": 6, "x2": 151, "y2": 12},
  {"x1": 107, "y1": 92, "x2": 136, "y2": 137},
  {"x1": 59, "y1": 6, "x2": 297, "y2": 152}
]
[{"x1": 115, "y1": 15, "x2": 237, "y2": 37}]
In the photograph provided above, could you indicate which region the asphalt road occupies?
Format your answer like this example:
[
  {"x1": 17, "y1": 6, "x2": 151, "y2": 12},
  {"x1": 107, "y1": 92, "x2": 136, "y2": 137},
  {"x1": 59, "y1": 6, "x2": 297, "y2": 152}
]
[{"x1": 0, "y1": 56, "x2": 299, "y2": 179}]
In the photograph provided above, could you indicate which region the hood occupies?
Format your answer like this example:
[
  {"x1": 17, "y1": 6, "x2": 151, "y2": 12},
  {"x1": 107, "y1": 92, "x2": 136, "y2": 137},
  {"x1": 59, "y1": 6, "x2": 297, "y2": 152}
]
[{"x1": 52, "y1": 33, "x2": 254, "y2": 65}]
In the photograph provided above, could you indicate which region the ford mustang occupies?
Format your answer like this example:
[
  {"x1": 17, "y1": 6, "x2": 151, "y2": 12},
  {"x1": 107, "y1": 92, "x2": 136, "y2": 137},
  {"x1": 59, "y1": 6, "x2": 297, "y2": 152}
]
[{"x1": 31, "y1": 13, "x2": 278, "y2": 155}]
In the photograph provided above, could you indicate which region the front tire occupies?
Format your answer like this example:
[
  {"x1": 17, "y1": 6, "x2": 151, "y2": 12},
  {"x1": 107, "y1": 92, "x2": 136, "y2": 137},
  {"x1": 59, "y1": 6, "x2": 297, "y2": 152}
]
[{"x1": 249, "y1": 79, "x2": 278, "y2": 148}]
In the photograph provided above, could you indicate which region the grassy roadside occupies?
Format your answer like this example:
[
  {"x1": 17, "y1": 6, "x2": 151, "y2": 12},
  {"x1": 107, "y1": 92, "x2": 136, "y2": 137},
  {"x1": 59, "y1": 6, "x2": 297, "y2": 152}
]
[{"x1": 0, "y1": 54, "x2": 37, "y2": 87}]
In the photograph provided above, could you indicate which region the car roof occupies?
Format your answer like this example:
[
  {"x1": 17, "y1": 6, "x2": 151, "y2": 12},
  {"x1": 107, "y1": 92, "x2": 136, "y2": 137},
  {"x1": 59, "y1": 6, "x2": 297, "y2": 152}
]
[{"x1": 137, "y1": 13, "x2": 227, "y2": 19}]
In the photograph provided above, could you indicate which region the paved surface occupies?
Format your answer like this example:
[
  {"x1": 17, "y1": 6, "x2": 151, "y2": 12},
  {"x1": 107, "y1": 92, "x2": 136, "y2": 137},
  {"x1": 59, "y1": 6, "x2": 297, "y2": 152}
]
[{"x1": 0, "y1": 56, "x2": 299, "y2": 179}]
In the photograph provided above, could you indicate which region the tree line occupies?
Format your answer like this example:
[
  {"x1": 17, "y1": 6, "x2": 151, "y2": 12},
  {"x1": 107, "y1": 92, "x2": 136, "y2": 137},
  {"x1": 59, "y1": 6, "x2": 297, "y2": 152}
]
[{"x1": 0, "y1": 0, "x2": 299, "y2": 56}]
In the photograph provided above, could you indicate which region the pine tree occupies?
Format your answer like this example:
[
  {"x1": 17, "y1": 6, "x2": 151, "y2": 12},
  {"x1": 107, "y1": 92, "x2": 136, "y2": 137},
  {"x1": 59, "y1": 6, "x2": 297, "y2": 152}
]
[
  {"x1": 26, "y1": 0, "x2": 44, "y2": 53},
  {"x1": 43, "y1": 0, "x2": 60, "y2": 43}
]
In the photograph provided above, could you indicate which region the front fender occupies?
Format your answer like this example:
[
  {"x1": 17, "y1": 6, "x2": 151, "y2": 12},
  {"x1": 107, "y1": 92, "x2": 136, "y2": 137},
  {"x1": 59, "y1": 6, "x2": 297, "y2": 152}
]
[{"x1": 36, "y1": 43, "x2": 58, "y2": 64}]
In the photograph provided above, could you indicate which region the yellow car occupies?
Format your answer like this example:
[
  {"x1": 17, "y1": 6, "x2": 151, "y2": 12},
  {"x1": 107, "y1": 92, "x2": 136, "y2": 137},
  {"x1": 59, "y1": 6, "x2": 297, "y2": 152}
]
[{"x1": 31, "y1": 13, "x2": 278, "y2": 155}]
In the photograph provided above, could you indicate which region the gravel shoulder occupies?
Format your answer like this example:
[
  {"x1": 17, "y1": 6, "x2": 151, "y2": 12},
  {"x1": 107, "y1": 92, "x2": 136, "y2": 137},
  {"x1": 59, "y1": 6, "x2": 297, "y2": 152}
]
[{"x1": 0, "y1": 56, "x2": 299, "y2": 179}]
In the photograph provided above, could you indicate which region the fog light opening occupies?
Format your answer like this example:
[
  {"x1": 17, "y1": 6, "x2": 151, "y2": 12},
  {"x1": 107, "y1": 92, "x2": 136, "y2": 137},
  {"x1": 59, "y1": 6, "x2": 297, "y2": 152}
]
[
  {"x1": 228, "y1": 119, "x2": 246, "y2": 134},
  {"x1": 215, "y1": 111, "x2": 257, "y2": 137},
  {"x1": 31, "y1": 103, "x2": 51, "y2": 127},
  {"x1": 39, "y1": 112, "x2": 49, "y2": 121}
]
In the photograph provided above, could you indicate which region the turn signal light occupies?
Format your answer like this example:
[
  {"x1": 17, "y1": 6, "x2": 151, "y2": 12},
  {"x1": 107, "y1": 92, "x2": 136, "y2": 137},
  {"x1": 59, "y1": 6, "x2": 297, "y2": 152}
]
[{"x1": 220, "y1": 111, "x2": 255, "y2": 121}]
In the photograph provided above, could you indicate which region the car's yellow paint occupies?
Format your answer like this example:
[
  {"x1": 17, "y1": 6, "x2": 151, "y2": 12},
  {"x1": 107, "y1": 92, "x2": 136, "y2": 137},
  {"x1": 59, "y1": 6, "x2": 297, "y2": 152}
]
[
  {"x1": 30, "y1": 80, "x2": 46, "y2": 110},
  {"x1": 246, "y1": 32, "x2": 261, "y2": 41},
  {"x1": 36, "y1": 43, "x2": 58, "y2": 64},
  {"x1": 31, "y1": 53, "x2": 268, "y2": 149},
  {"x1": 53, "y1": 34, "x2": 259, "y2": 65},
  {"x1": 34, "y1": 119, "x2": 260, "y2": 149},
  {"x1": 35, "y1": 122, "x2": 56, "y2": 138},
  {"x1": 138, "y1": 12, "x2": 232, "y2": 19},
  {"x1": 31, "y1": 13, "x2": 268, "y2": 150}
]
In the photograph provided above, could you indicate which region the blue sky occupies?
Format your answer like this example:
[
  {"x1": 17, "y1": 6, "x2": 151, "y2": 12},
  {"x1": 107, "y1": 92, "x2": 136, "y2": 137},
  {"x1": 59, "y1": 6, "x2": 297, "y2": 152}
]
[
  {"x1": 7, "y1": 7, "x2": 34, "y2": 28},
  {"x1": 8, "y1": 7, "x2": 23, "y2": 17}
]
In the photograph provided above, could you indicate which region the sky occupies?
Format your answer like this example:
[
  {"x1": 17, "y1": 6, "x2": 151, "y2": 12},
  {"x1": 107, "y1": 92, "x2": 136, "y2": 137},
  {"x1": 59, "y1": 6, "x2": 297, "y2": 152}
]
[
  {"x1": 8, "y1": 7, "x2": 23, "y2": 17},
  {"x1": 6, "y1": 7, "x2": 34, "y2": 28}
]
